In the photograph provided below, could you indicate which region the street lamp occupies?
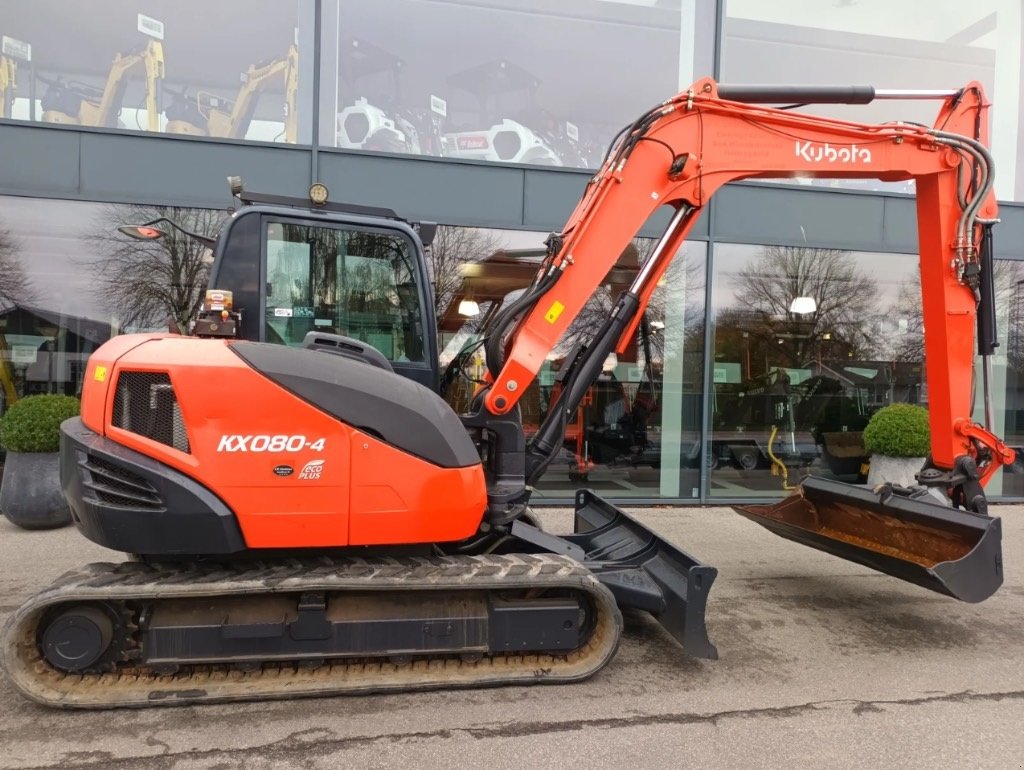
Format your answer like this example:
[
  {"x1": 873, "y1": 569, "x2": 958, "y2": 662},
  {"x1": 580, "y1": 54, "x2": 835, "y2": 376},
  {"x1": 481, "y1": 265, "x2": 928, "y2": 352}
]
[
  {"x1": 789, "y1": 296, "x2": 817, "y2": 314},
  {"x1": 458, "y1": 298, "x2": 481, "y2": 317}
]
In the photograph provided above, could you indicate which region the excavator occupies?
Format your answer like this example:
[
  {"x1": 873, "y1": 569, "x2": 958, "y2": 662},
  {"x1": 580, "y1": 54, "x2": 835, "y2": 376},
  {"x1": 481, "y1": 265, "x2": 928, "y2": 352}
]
[
  {"x1": 164, "y1": 45, "x2": 299, "y2": 143},
  {"x1": 1, "y1": 78, "x2": 1014, "y2": 708},
  {"x1": 40, "y1": 39, "x2": 164, "y2": 132}
]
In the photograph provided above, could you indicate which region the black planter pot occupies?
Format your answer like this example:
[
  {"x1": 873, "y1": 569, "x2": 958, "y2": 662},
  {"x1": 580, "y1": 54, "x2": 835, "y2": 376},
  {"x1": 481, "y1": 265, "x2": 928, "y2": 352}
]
[{"x1": 0, "y1": 451, "x2": 72, "y2": 530}]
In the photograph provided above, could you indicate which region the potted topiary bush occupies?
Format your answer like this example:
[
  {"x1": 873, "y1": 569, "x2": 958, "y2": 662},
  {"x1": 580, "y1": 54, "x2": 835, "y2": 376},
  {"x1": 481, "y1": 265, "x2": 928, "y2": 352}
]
[
  {"x1": 863, "y1": 403, "x2": 931, "y2": 488},
  {"x1": 0, "y1": 394, "x2": 80, "y2": 529}
]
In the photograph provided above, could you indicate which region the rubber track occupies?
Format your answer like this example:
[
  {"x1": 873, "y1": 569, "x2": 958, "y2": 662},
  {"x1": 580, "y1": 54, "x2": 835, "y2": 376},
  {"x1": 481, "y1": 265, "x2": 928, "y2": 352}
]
[{"x1": 1, "y1": 553, "x2": 623, "y2": 709}]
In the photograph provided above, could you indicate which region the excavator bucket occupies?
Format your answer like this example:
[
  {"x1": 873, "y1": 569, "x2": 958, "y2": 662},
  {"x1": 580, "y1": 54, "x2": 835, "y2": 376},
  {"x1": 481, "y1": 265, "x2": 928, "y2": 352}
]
[
  {"x1": 564, "y1": 489, "x2": 718, "y2": 659},
  {"x1": 733, "y1": 476, "x2": 1002, "y2": 603}
]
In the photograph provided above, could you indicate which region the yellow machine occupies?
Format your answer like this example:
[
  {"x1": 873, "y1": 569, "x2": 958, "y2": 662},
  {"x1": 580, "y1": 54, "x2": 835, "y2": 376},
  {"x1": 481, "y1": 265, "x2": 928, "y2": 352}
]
[
  {"x1": 0, "y1": 54, "x2": 16, "y2": 119},
  {"x1": 40, "y1": 39, "x2": 164, "y2": 131},
  {"x1": 0, "y1": 330, "x2": 17, "y2": 408},
  {"x1": 165, "y1": 45, "x2": 298, "y2": 142}
]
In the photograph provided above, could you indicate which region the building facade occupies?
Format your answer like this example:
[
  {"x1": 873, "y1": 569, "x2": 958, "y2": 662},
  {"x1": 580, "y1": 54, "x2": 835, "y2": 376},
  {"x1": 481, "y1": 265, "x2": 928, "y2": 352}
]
[{"x1": 1, "y1": 0, "x2": 1023, "y2": 504}]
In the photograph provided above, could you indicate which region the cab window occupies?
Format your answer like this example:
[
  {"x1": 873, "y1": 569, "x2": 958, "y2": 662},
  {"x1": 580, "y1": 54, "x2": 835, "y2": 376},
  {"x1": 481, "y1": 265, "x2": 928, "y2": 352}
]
[{"x1": 264, "y1": 221, "x2": 425, "y2": 362}]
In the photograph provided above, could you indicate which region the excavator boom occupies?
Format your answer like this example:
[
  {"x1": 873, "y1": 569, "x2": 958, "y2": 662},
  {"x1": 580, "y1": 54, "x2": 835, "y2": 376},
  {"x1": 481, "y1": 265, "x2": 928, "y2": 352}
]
[{"x1": 469, "y1": 78, "x2": 1011, "y2": 602}]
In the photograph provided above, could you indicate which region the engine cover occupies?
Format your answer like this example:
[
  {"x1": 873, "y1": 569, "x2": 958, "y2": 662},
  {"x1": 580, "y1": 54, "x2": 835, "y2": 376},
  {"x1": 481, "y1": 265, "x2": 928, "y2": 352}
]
[{"x1": 67, "y1": 334, "x2": 487, "y2": 553}]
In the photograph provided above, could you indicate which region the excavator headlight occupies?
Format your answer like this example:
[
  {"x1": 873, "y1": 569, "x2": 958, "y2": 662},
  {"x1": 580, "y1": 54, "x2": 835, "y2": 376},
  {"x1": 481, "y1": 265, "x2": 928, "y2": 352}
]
[{"x1": 309, "y1": 182, "x2": 329, "y2": 206}]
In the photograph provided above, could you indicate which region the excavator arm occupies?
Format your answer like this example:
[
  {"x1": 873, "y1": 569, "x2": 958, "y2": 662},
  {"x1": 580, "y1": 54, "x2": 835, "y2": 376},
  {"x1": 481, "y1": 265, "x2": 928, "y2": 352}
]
[
  {"x1": 0, "y1": 55, "x2": 16, "y2": 119},
  {"x1": 210, "y1": 45, "x2": 298, "y2": 140},
  {"x1": 90, "y1": 40, "x2": 164, "y2": 130},
  {"x1": 464, "y1": 78, "x2": 1012, "y2": 602}
]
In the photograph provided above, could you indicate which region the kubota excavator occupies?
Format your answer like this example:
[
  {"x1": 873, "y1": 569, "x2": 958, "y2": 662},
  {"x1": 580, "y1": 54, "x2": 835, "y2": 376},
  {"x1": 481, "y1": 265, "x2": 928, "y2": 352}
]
[{"x1": 2, "y1": 78, "x2": 1014, "y2": 709}]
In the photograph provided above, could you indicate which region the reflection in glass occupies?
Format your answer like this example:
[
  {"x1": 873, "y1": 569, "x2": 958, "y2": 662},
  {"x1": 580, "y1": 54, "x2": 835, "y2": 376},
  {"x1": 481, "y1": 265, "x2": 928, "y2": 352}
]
[
  {"x1": 722, "y1": 0, "x2": 1022, "y2": 199},
  {"x1": 263, "y1": 221, "x2": 426, "y2": 362},
  {"x1": 439, "y1": 236, "x2": 706, "y2": 499},
  {"x1": 2, "y1": 2, "x2": 305, "y2": 143},
  {"x1": 709, "y1": 243, "x2": 925, "y2": 499},
  {"x1": 86, "y1": 204, "x2": 227, "y2": 332},
  {"x1": 323, "y1": 0, "x2": 714, "y2": 168}
]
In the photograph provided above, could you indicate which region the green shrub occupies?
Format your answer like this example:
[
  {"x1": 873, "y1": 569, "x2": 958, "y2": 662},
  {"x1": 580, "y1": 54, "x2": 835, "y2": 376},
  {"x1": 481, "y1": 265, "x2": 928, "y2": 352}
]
[
  {"x1": 863, "y1": 403, "x2": 930, "y2": 457},
  {"x1": 0, "y1": 395, "x2": 81, "y2": 453}
]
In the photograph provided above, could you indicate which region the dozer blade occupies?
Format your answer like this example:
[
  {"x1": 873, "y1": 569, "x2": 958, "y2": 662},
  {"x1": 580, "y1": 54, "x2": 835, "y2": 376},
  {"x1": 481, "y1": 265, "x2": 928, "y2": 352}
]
[
  {"x1": 733, "y1": 476, "x2": 1002, "y2": 603},
  {"x1": 565, "y1": 489, "x2": 718, "y2": 659}
]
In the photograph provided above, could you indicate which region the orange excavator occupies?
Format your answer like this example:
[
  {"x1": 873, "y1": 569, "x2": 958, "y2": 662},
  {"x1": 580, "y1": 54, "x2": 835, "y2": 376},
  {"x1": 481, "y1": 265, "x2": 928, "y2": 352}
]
[{"x1": 2, "y1": 78, "x2": 1013, "y2": 708}]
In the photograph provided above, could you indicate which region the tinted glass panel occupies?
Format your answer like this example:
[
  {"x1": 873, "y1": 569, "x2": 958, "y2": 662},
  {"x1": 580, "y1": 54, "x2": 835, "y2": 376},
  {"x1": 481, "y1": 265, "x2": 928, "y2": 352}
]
[
  {"x1": 320, "y1": 0, "x2": 716, "y2": 168},
  {"x1": 264, "y1": 221, "x2": 426, "y2": 362},
  {"x1": 0, "y1": 0, "x2": 310, "y2": 143},
  {"x1": 708, "y1": 243, "x2": 922, "y2": 499},
  {"x1": 722, "y1": 0, "x2": 1023, "y2": 200},
  {"x1": 438, "y1": 227, "x2": 706, "y2": 499},
  {"x1": 0, "y1": 195, "x2": 219, "y2": 412}
]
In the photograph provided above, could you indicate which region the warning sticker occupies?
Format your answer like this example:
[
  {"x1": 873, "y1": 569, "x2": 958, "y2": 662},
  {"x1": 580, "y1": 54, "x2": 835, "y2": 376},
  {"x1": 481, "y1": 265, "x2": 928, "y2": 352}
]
[{"x1": 544, "y1": 301, "x2": 565, "y2": 324}]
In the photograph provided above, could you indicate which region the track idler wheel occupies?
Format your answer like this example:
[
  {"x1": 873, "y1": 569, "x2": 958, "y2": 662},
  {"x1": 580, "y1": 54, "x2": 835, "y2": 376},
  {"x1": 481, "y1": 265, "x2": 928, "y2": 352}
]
[{"x1": 40, "y1": 605, "x2": 121, "y2": 673}]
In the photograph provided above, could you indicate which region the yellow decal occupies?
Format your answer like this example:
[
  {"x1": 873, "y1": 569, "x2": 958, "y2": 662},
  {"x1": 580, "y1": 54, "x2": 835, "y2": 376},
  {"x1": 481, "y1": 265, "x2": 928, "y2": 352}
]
[
  {"x1": 544, "y1": 301, "x2": 565, "y2": 324},
  {"x1": 94, "y1": 365, "x2": 107, "y2": 382}
]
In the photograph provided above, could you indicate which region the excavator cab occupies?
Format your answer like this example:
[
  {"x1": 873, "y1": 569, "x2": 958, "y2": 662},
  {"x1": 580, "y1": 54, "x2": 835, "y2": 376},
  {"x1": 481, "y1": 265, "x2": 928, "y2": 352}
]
[{"x1": 202, "y1": 182, "x2": 440, "y2": 390}]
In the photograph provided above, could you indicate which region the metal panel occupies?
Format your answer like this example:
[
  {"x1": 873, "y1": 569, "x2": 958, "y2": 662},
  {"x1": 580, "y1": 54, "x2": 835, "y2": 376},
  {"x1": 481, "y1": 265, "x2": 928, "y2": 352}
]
[
  {"x1": 882, "y1": 194, "x2": 1024, "y2": 259},
  {"x1": 997, "y1": 204, "x2": 1024, "y2": 259},
  {"x1": 522, "y1": 169, "x2": 589, "y2": 232},
  {"x1": 79, "y1": 133, "x2": 312, "y2": 207},
  {"x1": 317, "y1": 151, "x2": 524, "y2": 228},
  {"x1": 522, "y1": 168, "x2": 712, "y2": 239},
  {"x1": 0, "y1": 124, "x2": 80, "y2": 196},
  {"x1": 881, "y1": 195, "x2": 918, "y2": 253},
  {"x1": 712, "y1": 183, "x2": 886, "y2": 249}
]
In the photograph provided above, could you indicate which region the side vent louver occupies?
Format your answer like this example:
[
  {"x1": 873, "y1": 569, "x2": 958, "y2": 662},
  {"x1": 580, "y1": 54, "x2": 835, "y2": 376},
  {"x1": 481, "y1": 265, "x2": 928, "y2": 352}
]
[
  {"x1": 112, "y1": 371, "x2": 191, "y2": 454},
  {"x1": 81, "y1": 456, "x2": 164, "y2": 510}
]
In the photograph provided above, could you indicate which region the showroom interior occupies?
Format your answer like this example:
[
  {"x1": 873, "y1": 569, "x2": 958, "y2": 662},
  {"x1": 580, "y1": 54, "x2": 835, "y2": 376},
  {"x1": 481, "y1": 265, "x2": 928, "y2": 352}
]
[{"x1": 0, "y1": 0, "x2": 1023, "y2": 503}]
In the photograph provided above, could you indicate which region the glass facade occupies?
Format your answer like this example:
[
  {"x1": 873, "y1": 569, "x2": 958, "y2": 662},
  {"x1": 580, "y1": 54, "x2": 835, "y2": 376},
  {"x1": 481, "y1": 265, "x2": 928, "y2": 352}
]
[
  {"x1": 722, "y1": 0, "x2": 1024, "y2": 200},
  {"x1": 3, "y1": 1, "x2": 1024, "y2": 502},
  {"x1": 0, "y1": 1, "x2": 309, "y2": 143},
  {"x1": 3, "y1": 0, "x2": 1021, "y2": 191},
  {"x1": 439, "y1": 234, "x2": 706, "y2": 499},
  {"x1": 320, "y1": 0, "x2": 715, "y2": 167},
  {"x1": 0, "y1": 195, "x2": 221, "y2": 410},
  {"x1": 708, "y1": 244, "x2": 921, "y2": 499},
  {"x1": 2, "y1": 194, "x2": 1024, "y2": 501}
]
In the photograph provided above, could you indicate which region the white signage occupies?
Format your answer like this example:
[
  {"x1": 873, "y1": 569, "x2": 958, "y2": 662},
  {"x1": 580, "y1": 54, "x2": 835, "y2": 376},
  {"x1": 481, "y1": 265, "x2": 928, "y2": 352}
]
[
  {"x1": 2, "y1": 36, "x2": 31, "y2": 62},
  {"x1": 11, "y1": 346, "x2": 37, "y2": 365},
  {"x1": 430, "y1": 95, "x2": 447, "y2": 117},
  {"x1": 137, "y1": 14, "x2": 165, "y2": 41}
]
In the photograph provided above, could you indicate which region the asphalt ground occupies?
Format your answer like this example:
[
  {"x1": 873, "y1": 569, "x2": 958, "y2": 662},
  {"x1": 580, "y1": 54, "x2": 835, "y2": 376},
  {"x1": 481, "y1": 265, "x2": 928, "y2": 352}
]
[{"x1": 1, "y1": 504, "x2": 1022, "y2": 769}]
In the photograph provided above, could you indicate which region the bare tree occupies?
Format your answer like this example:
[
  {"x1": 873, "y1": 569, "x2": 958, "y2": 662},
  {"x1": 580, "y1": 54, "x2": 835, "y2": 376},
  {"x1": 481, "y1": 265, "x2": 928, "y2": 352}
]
[
  {"x1": 0, "y1": 221, "x2": 34, "y2": 307},
  {"x1": 85, "y1": 205, "x2": 227, "y2": 331},
  {"x1": 428, "y1": 226, "x2": 506, "y2": 323},
  {"x1": 892, "y1": 259, "x2": 1024, "y2": 364},
  {"x1": 730, "y1": 246, "x2": 880, "y2": 368}
]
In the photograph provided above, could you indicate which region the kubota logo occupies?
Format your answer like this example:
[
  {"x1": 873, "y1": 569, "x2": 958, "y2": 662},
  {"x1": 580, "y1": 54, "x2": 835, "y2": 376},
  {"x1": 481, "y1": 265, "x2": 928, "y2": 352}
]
[
  {"x1": 298, "y1": 459, "x2": 325, "y2": 480},
  {"x1": 795, "y1": 141, "x2": 872, "y2": 164}
]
